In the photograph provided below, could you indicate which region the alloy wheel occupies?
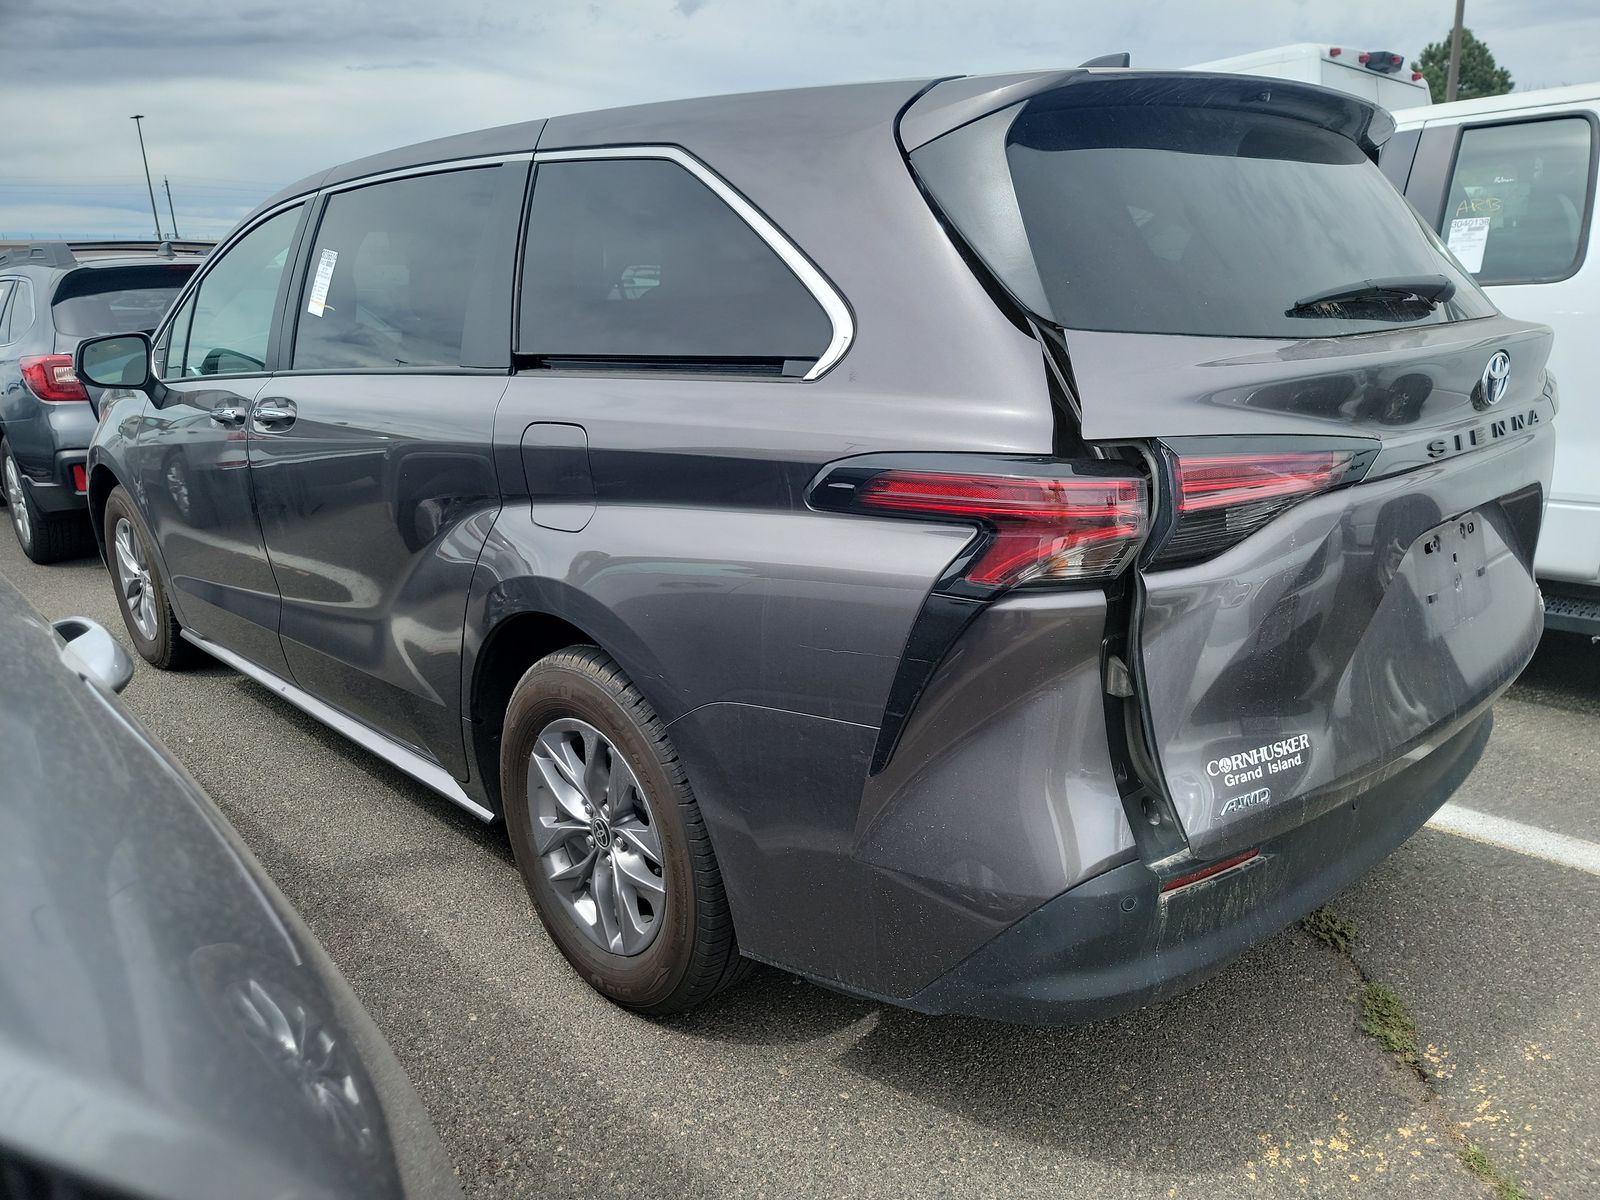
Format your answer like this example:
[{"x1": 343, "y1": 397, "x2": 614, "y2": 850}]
[
  {"x1": 113, "y1": 517, "x2": 159, "y2": 641},
  {"x1": 526, "y1": 717, "x2": 665, "y2": 956},
  {"x1": 3, "y1": 455, "x2": 31, "y2": 549}
]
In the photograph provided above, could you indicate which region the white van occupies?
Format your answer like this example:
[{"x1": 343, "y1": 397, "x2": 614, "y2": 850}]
[
  {"x1": 1386, "y1": 88, "x2": 1600, "y2": 634},
  {"x1": 1191, "y1": 43, "x2": 1432, "y2": 110}
]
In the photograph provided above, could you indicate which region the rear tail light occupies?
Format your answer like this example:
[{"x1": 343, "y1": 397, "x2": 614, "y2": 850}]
[
  {"x1": 70, "y1": 464, "x2": 87, "y2": 492},
  {"x1": 19, "y1": 355, "x2": 89, "y2": 403},
  {"x1": 810, "y1": 459, "x2": 1148, "y2": 592},
  {"x1": 1149, "y1": 445, "x2": 1373, "y2": 568}
]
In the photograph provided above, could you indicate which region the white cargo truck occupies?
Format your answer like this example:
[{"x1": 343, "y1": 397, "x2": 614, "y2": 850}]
[{"x1": 1191, "y1": 43, "x2": 1433, "y2": 109}]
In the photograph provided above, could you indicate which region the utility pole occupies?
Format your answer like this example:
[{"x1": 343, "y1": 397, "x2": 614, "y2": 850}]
[
  {"x1": 1445, "y1": 0, "x2": 1467, "y2": 102},
  {"x1": 130, "y1": 115, "x2": 163, "y2": 240},
  {"x1": 163, "y1": 176, "x2": 180, "y2": 239}
]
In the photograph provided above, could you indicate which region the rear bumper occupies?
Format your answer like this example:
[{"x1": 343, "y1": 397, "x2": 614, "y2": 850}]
[
  {"x1": 22, "y1": 452, "x2": 88, "y2": 515},
  {"x1": 905, "y1": 710, "x2": 1491, "y2": 1025}
]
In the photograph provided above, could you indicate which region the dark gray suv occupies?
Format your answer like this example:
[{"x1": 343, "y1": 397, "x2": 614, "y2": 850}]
[
  {"x1": 0, "y1": 241, "x2": 204, "y2": 561},
  {"x1": 78, "y1": 70, "x2": 1556, "y2": 1024}
]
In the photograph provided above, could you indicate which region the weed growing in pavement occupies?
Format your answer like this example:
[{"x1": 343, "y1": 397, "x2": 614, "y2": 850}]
[
  {"x1": 1300, "y1": 907, "x2": 1357, "y2": 953},
  {"x1": 1359, "y1": 981, "x2": 1419, "y2": 1064},
  {"x1": 1461, "y1": 1142, "x2": 1532, "y2": 1200},
  {"x1": 1303, "y1": 913, "x2": 1533, "y2": 1199}
]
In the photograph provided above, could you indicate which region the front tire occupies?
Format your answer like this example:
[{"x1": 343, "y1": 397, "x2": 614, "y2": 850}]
[
  {"x1": 102, "y1": 484, "x2": 199, "y2": 669},
  {"x1": 501, "y1": 647, "x2": 750, "y2": 1015}
]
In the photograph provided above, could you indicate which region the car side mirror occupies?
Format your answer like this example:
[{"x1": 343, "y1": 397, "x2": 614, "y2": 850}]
[
  {"x1": 52, "y1": 616, "x2": 135, "y2": 694},
  {"x1": 76, "y1": 332, "x2": 154, "y2": 393}
]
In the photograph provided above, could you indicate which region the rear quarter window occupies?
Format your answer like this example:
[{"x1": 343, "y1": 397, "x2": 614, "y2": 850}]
[
  {"x1": 1439, "y1": 115, "x2": 1596, "y2": 285},
  {"x1": 517, "y1": 157, "x2": 831, "y2": 373},
  {"x1": 2, "y1": 279, "x2": 35, "y2": 344}
]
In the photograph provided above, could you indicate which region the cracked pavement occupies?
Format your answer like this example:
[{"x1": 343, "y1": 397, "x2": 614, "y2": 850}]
[{"x1": 4, "y1": 532, "x2": 1596, "y2": 1199}]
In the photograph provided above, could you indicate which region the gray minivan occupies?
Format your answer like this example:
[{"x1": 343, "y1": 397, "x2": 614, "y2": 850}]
[{"x1": 77, "y1": 69, "x2": 1555, "y2": 1023}]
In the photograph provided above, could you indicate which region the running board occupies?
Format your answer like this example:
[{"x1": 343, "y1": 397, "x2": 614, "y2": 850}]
[
  {"x1": 180, "y1": 630, "x2": 495, "y2": 822},
  {"x1": 1543, "y1": 589, "x2": 1600, "y2": 639}
]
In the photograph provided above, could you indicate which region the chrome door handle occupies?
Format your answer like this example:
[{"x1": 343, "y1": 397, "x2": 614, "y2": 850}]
[
  {"x1": 210, "y1": 403, "x2": 248, "y2": 427},
  {"x1": 252, "y1": 399, "x2": 297, "y2": 432}
]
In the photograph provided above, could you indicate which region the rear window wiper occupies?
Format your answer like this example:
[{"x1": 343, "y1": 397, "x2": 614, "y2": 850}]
[{"x1": 1285, "y1": 274, "x2": 1456, "y2": 318}]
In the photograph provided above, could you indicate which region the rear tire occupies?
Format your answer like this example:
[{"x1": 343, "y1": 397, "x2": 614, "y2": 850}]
[
  {"x1": 501, "y1": 647, "x2": 751, "y2": 1015},
  {"x1": 2, "y1": 439, "x2": 92, "y2": 564},
  {"x1": 102, "y1": 484, "x2": 199, "y2": 670}
]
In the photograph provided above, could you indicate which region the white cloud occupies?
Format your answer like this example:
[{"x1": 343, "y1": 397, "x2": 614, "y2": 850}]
[{"x1": 2, "y1": 0, "x2": 1594, "y2": 238}]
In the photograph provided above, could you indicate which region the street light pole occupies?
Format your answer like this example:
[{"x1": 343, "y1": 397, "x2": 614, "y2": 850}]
[
  {"x1": 1445, "y1": 0, "x2": 1467, "y2": 102},
  {"x1": 130, "y1": 115, "x2": 163, "y2": 240},
  {"x1": 163, "y1": 176, "x2": 180, "y2": 239}
]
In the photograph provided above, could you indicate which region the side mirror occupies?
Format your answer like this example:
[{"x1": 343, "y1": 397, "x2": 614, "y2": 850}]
[
  {"x1": 52, "y1": 617, "x2": 135, "y2": 694},
  {"x1": 76, "y1": 332, "x2": 154, "y2": 393}
]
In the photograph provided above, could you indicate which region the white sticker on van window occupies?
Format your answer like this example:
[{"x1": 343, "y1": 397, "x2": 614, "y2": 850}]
[
  {"x1": 1447, "y1": 217, "x2": 1491, "y2": 274},
  {"x1": 306, "y1": 248, "x2": 338, "y2": 317}
]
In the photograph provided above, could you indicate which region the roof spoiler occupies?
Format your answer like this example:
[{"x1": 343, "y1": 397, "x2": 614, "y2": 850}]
[
  {"x1": 1078, "y1": 52, "x2": 1131, "y2": 68},
  {"x1": 0, "y1": 239, "x2": 215, "y2": 270},
  {"x1": 898, "y1": 69, "x2": 1395, "y2": 157}
]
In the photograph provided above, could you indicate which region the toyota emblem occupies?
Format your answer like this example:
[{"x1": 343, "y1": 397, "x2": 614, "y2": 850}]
[{"x1": 1479, "y1": 350, "x2": 1511, "y2": 408}]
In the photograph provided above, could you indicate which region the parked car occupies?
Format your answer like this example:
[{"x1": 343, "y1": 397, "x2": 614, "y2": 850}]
[
  {"x1": 1191, "y1": 42, "x2": 1432, "y2": 108},
  {"x1": 78, "y1": 69, "x2": 1554, "y2": 1024},
  {"x1": 0, "y1": 240, "x2": 206, "y2": 563},
  {"x1": 0, "y1": 571, "x2": 460, "y2": 1198},
  {"x1": 1383, "y1": 87, "x2": 1599, "y2": 635}
]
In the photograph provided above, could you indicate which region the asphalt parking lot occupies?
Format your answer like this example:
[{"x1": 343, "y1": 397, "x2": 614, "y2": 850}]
[{"x1": 4, "y1": 530, "x2": 1597, "y2": 1200}]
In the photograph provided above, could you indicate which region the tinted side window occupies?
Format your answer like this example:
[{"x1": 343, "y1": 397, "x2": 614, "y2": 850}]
[
  {"x1": 179, "y1": 205, "x2": 302, "y2": 377},
  {"x1": 1441, "y1": 117, "x2": 1595, "y2": 285},
  {"x1": 0, "y1": 282, "x2": 14, "y2": 342},
  {"x1": 519, "y1": 158, "x2": 830, "y2": 370},
  {"x1": 291, "y1": 168, "x2": 502, "y2": 370},
  {"x1": 3, "y1": 280, "x2": 34, "y2": 345}
]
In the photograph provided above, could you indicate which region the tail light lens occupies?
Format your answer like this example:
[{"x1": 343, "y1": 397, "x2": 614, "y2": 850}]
[
  {"x1": 811, "y1": 460, "x2": 1148, "y2": 592},
  {"x1": 20, "y1": 355, "x2": 89, "y2": 403},
  {"x1": 71, "y1": 464, "x2": 87, "y2": 492},
  {"x1": 1150, "y1": 446, "x2": 1373, "y2": 568}
]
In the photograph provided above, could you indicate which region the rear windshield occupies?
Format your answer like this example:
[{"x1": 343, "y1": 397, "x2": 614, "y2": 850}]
[
  {"x1": 913, "y1": 102, "x2": 1496, "y2": 338},
  {"x1": 51, "y1": 264, "x2": 196, "y2": 337}
]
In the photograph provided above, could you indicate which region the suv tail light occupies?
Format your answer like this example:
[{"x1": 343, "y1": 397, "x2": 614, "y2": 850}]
[
  {"x1": 1149, "y1": 445, "x2": 1375, "y2": 567},
  {"x1": 810, "y1": 458, "x2": 1148, "y2": 592},
  {"x1": 20, "y1": 355, "x2": 89, "y2": 403}
]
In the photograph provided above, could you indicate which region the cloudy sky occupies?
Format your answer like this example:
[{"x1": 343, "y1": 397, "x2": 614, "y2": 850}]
[{"x1": 3, "y1": 0, "x2": 1596, "y2": 240}]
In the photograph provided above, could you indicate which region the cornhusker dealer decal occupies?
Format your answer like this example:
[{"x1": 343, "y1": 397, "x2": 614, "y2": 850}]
[{"x1": 1207, "y1": 733, "x2": 1311, "y2": 817}]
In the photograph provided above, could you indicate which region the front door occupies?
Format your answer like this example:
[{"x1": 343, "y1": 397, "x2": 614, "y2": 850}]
[
  {"x1": 247, "y1": 164, "x2": 522, "y2": 771},
  {"x1": 131, "y1": 203, "x2": 306, "y2": 676}
]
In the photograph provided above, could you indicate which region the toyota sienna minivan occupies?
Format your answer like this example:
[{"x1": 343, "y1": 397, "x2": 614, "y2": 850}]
[{"x1": 76, "y1": 69, "x2": 1556, "y2": 1023}]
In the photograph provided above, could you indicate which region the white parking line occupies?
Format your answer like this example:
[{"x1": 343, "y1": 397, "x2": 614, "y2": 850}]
[{"x1": 1428, "y1": 803, "x2": 1600, "y2": 877}]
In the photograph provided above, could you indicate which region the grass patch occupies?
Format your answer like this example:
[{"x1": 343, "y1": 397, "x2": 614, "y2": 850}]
[
  {"x1": 1301, "y1": 907, "x2": 1357, "y2": 953},
  {"x1": 1359, "y1": 981, "x2": 1419, "y2": 1064},
  {"x1": 1461, "y1": 1142, "x2": 1531, "y2": 1200}
]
